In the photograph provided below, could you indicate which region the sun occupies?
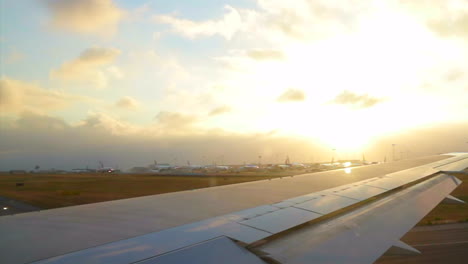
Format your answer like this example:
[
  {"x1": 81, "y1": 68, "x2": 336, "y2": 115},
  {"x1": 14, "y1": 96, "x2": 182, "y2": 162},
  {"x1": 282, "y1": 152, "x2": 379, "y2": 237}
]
[
  {"x1": 312, "y1": 123, "x2": 373, "y2": 153},
  {"x1": 259, "y1": 103, "x2": 379, "y2": 154}
]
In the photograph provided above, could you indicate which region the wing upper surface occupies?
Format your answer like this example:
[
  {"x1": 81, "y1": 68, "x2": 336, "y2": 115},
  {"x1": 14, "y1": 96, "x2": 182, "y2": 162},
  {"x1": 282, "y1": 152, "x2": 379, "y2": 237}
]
[{"x1": 0, "y1": 154, "x2": 466, "y2": 264}]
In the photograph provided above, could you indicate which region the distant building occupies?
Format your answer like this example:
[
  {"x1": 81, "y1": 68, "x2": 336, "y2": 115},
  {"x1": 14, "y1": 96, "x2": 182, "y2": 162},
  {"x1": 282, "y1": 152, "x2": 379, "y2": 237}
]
[
  {"x1": 128, "y1": 167, "x2": 151, "y2": 173},
  {"x1": 9, "y1": 170, "x2": 27, "y2": 174}
]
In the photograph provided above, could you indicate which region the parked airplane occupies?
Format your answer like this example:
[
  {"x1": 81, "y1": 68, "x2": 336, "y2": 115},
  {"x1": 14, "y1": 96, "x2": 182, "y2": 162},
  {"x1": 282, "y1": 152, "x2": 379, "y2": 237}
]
[
  {"x1": 177, "y1": 161, "x2": 205, "y2": 171},
  {"x1": 151, "y1": 161, "x2": 175, "y2": 172},
  {"x1": 290, "y1": 162, "x2": 306, "y2": 169},
  {"x1": 0, "y1": 153, "x2": 467, "y2": 264},
  {"x1": 205, "y1": 165, "x2": 231, "y2": 172},
  {"x1": 276, "y1": 164, "x2": 290, "y2": 170},
  {"x1": 239, "y1": 164, "x2": 260, "y2": 171}
]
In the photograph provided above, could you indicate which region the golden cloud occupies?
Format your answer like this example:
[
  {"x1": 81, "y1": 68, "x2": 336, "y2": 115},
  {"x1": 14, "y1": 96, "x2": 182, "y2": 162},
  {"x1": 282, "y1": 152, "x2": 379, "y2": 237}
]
[
  {"x1": 209, "y1": 105, "x2": 232, "y2": 116},
  {"x1": 115, "y1": 96, "x2": 140, "y2": 110},
  {"x1": 247, "y1": 49, "x2": 285, "y2": 61},
  {"x1": 398, "y1": 0, "x2": 468, "y2": 38},
  {"x1": 154, "y1": 111, "x2": 199, "y2": 133},
  {"x1": 277, "y1": 89, "x2": 306, "y2": 102},
  {"x1": 44, "y1": 0, "x2": 124, "y2": 35},
  {"x1": 2, "y1": 111, "x2": 467, "y2": 171},
  {"x1": 50, "y1": 47, "x2": 121, "y2": 88},
  {"x1": 331, "y1": 90, "x2": 385, "y2": 109},
  {"x1": 0, "y1": 78, "x2": 85, "y2": 114}
]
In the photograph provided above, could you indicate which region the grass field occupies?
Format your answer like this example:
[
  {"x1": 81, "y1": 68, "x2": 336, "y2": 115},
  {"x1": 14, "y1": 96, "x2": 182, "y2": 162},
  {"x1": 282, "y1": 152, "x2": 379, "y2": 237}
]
[
  {"x1": 0, "y1": 172, "x2": 289, "y2": 209},
  {"x1": 0, "y1": 171, "x2": 466, "y2": 225}
]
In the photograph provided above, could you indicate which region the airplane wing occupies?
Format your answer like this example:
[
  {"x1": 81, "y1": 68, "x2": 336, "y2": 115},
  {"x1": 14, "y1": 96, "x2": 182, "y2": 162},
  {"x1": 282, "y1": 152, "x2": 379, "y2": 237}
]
[{"x1": 0, "y1": 153, "x2": 466, "y2": 264}]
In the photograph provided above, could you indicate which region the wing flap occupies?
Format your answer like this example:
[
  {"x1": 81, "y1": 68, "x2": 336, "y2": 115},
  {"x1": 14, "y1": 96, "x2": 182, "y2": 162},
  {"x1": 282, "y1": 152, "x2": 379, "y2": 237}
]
[
  {"x1": 257, "y1": 174, "x2": 461, "y2": 264},
  {"x1": 137, "y1": 236, "x2": 266, "y2": 264},
  {"x1": 34, "y1": 217, "x2": 272, "y2": 264},
  {"x1": 239, "y1": 207, "x2": 322, "y2": 234},
  {"x1": 293, "y1": 195, "x2": 357, "y2": 215}
]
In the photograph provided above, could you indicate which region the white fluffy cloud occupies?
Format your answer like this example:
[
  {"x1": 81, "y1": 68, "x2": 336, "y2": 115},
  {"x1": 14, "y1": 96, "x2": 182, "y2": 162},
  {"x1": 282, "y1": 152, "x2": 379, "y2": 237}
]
[
  {"x1": 50, "y1": 47, "x2": 121, "y2": 88},
  {"x1": 153, "y1": 0, "x2": 370, "y2": 42},
  {"x1": 153, "y1": 5, "x2": 242, "y2": 40},
  {"x1": 44, "y1": 0, "x2": 124, "y2": 35}
]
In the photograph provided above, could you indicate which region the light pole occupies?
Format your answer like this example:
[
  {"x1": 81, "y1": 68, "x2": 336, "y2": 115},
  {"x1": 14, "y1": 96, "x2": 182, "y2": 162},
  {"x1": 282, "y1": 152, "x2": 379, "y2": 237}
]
[{"x1": 392, "y1": 144, "x2": 396, "y2": 161}]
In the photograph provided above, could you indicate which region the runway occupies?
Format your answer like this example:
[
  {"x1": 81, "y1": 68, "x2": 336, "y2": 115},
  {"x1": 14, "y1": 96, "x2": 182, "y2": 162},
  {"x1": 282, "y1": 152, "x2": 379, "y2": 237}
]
[
  {"x1": 376, "y1": 223, "x2": 468, "y2": 264},
  {"x1": 0, "y1": 196, "x2": 39, "y2": 216}
]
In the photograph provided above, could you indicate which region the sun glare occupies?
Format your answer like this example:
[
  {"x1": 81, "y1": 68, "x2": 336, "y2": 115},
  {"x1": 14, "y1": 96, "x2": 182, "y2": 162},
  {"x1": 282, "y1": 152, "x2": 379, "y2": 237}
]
[
  {"x1": 312, "y1": 122, "x2": 374, "y2": 152},
  {"x1": 247, "y1": 5, "x2": 455, "y2": 154}
]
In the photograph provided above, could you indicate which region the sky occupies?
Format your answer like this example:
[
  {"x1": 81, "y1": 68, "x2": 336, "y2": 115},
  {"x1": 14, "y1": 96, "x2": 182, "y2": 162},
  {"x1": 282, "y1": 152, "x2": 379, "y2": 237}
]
[{"x1": 0, "y1": 0, "x2": 467, "y2": 170}]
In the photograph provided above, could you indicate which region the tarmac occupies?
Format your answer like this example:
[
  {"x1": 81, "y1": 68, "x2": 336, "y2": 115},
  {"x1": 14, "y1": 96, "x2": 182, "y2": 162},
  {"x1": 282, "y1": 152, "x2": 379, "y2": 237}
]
[
  {"x1": 375, "y1": 223, "x2": 468, "y2": 264},
  {"x1": 0, "y1": 196, "x2": 40, "y2": 216}
]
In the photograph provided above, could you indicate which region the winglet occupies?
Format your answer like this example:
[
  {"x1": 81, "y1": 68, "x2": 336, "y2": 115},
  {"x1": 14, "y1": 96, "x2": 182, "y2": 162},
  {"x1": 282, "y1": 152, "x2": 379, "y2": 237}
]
[
  {"x1": 442, "y1": 195, "x2": 466, "y2": 205},
  {"x1": 385, "y1": 240, "x2": 421, "y2": 256},
  {"x1": 453, "y1": 176, "x2": 463, "y2": 185},
  {"x1": 441, "y1": 174, "x2": 463, "y2": 185}
]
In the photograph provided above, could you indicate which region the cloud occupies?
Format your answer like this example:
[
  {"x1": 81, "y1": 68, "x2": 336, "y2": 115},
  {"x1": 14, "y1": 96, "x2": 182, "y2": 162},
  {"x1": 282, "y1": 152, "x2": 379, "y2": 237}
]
[
  {"x1": 0, "y1": 78, "x2": 84, "y2": 114},
  {"x1": 277, "y1": 89, "x2": 306, "y2": 102},
  {"x1": 445, "y1": 69, "x2": 465, "y2": 82},
  {"x1": 331, "y1": 90, "x2": 385, "y2": 109},
  {"x1": 1, "y1": 112, "x2": 467, "y2": 171},
  {"x1": 115, "y1": 96, "x2": 139, "y2": 110},
  {"x1": 44, "y1": 0, "x2": 124, "y2": 35},
  {"x1": 0, "y1": 112, "x2": 319, "y2": 170},
  {"x1": 106, "y1": 66, "x2": 124, "y2": 79},
  {"x1": 246, "y1": 49, "x2": 285, "y2": 61},
  {"x1": 256, "y1": 0, "x2": 365, "y2": 40},
  {"x1": 209, "y1": 106, "x2": 232, "y2": 116},
  {"x1": 78, "y1": 112, "x2": 138, "y2": 135},
  {"x1": 398, "y1": 0, "x2": 468, "y2": 38},
  {"x1": 153, "y1": 0, "x2": 371, "y2": 41},
  {"x1": 13, "y1": 112, "x2": 69, "y2": 131},
  {"x1": 153, "y1": 5, "x2": 242, "y2": 40},
  {"x1": 154, "y1": 111, "x2": 198, "y2": 133},
  {"x1": 429, "y1": 15, "x2": 468, "y2": 38},
  {"x1": 50, "y1": 47, "x2": 121, "y2": 88}
]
